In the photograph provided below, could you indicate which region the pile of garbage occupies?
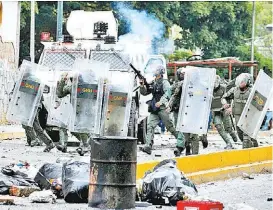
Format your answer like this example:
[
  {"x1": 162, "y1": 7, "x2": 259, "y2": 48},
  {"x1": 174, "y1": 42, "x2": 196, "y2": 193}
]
[
  {"x1": 0, "y1": 158, "x2": 199, "y2": 206},
  {"x1": 0, "y1": 159, "x2": 90, "y2": 203}
]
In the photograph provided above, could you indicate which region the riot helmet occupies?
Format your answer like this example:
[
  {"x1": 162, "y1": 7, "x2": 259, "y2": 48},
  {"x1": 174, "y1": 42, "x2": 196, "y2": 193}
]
[
  {"x1": 153, "y1": 65, "x2": 165, "y2": 78},
  {"x1": 176, "y1": 68, "x2": 186, "y2": 81},
  {"x1": 214, "y1": 75, "x2": 221, "y2": 89},
  {"x1": 235, "y1": 73, "x2": 252, "y2": 90}
]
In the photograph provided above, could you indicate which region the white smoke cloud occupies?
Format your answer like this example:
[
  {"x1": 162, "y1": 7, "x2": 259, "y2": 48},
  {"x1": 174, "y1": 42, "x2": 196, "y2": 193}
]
[{"x1": 115, "y1": 3, "x2": 175, "y2": 55}]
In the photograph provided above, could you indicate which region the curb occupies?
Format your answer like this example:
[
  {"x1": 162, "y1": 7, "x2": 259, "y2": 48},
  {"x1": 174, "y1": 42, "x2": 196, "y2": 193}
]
[
  {"x1": 0, "y1": 132, "x2": 25, "y2": 140},
  {"x1": 136, "y1": 146, "x2": 273, "y2": 183},
  {"x1": 186, "y1": 160, "x2": 272, "y2": 184}
]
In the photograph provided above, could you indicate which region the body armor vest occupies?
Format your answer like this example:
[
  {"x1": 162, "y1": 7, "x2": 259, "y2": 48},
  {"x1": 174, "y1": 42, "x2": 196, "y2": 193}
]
[
  {"x1": 233, "y1": 87, "x2": 251, "y2": 115},
  {"x1": 152, "y1": 79, "x2": 164, "y2": 103},
  {"x1": 211, "y1": 85, "x2": 225, "y2": 111}
]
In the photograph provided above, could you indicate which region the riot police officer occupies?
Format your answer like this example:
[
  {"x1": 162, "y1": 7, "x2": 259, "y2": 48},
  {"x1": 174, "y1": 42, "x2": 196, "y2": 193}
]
[
  {"x1": 211, "y1": 75, "x2": 238, "y2": 149},
  {"x1": 167, "y1": 68, "x2": 199, "y2": 156},
  {"x1": 139, "y1": 65, "x2": 184, "y2": 155},
  {"x1": 222, "y1": 73, "x2": 258, "y2": 148}
]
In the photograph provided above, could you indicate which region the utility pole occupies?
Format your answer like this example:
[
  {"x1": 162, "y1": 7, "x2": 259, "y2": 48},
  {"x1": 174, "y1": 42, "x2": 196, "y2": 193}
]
[
  {"x1": 250, "y1": 1, "x2": 255, "y2": 75},
  {"x1": 30, "y1": 1, "x2": 35, "y2": 63},
  {"x1": 57, "y1": 1, "x2": 63, "y2": 42}
]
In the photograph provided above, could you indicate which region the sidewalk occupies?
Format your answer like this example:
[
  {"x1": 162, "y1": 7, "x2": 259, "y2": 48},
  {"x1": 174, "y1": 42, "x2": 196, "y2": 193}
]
[{"x1": 0, "y1": 125, "x2": 25, "y2": 140}]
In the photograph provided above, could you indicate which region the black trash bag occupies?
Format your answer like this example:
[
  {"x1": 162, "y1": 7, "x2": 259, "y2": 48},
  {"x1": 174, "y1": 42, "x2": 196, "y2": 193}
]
[
  {"x1": 140, "y1": 159, "x2": 198, "y2": 206},
  {"x1": 62, "y1": 161, "x2": 89, "y2": 203},
  {"x1": 0, "y1": 172, "x2": 37, "y2": 195},
  {"x1": 34, "y1": 163, "x2": 63, "y2": 198}
]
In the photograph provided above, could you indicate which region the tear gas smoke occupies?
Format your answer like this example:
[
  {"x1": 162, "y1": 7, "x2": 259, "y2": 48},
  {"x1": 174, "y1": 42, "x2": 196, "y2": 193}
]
[{"x1": 114, "y1": 3, "x2": 175, "y2": 55}]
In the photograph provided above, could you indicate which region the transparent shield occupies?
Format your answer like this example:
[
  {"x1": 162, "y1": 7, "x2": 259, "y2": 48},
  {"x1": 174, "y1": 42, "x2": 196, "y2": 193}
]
[
  {"x1": 46, "y1": 65, "x2": 73, "y2": 128},
  {"x1": 69, "y1": 60, "x2": 109, "y2": 134},
  {"x1": 176, "y1": 67, "x2": 216, "y2": 134},
  {"x1": 101, "y1": 71, "x2": 134, "y2": 136},
  {"x1": 6, "y1": 60, "x2": 49, "y2": 126},
  {"x1": 237, "y1": 70, "x2": 273, "y2": 138}
]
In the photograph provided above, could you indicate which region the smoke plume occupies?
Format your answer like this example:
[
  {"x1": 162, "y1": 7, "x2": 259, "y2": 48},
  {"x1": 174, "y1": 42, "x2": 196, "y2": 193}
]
[{"x1": 114, "y1": 2, "x2": 175, "y2": 55}]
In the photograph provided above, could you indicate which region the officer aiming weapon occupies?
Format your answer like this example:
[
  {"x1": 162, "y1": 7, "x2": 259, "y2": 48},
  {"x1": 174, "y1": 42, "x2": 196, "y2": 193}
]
[{"x1": 113, "y1": 51, "x2": 150, "y2": 91}]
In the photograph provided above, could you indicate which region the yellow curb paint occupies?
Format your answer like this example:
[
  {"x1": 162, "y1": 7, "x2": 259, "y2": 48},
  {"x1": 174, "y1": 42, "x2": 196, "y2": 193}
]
[
  {"x1": 136, "y1": 146, "x2": 272, "y2": 180},
  {"x1": 0, "y1": 132, "x2": 25, "y2": 140},
  {"x1": 186, "y1": 160, "x2": 272, "y2": 185}
]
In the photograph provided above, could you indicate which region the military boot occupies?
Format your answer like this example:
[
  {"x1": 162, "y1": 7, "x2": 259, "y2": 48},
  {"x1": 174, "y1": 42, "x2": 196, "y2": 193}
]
[
  {"x1": 56, "y1": 145, "x2": 67, "y2": 153},
  {"x1": 230, "y1": 132, "x2": 238, "y2": 143},
  {"x1": 251, "y1": 139, "x2": 259, "y2": 147},
  {"x1": 200, "y1": 134, "x2": 208, "y2": 148},
  {"x1": 26, "y1": 138, "x2": 32, "y2": 146},
  {"x1": 224, "y1": 143, "x2": 233, "y2": 150},
  {"x1": 185, "y1": 145, "x2": 191, "y2": 156},
  {"x1": 76, "y1": 144, "x2": 90, "y2": 156},
  {"x1": 43, "y1": 143, "x2": 55, "y2": 152},
  {"x1": 140, "y1": 145, "x2": 152, "y2": 155},
  {"x1": 31, "y1": 138, "x2": 43, "y2": 147},
  {"x1": 174, "y1": 146, "x2": 185, "y2": 157}
]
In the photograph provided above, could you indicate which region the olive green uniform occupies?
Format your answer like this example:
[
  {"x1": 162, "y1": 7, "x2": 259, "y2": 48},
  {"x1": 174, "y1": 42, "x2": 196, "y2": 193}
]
[
  {"x1": 221, "y1": 87, "x2": 258, "y2": 148},
  {"x1": 140, "y1": 78, "x2": 184, "y2": 150},
  {"x1": 56, "y1": 76, "x2": 90, "y2": 152},
  {"x1": 212, "y1": 84, "x2": 238, "y2": 148}
]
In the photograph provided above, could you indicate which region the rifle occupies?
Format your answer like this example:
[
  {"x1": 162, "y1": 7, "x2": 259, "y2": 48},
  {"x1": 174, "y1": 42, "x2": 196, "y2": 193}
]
[{"x1": 113, "y1": 51, "x2": 150, "y2": 91}]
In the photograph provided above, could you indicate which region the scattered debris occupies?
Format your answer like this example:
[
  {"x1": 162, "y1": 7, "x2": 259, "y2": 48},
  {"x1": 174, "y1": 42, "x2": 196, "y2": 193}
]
[
  {"x1": 29, "y1": 190, "x2": 57, "y2": 203},
  {"x1": 9, "y1": 185, "x2": 40, "y2": 197},
  {"x1": 0, "y1": 196, "x2": 14, "y2": 205},
  {"x1": 242, "y1": 173, "x2": 254, "y2": 179},
  {"x1": 34, "y1": 163, "x2": 63, "y2": 198}
]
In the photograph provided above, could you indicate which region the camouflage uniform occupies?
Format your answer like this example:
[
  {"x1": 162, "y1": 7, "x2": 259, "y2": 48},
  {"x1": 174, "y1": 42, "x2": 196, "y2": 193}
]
[
  {"x1": 10, "y1": 81, "x2": 51, "y2": 150},
  {"x1": 32, "y1": 99, "x2": 55, "y2": 152},
  {"x1": 22, "y1": 124, "x2": 43, "y2": 147},
  {"x1": 56, "y1": 73, "x2": 90, "y2": 155},
  {"x1": 221, "y1": 74, "x2": 258, "y2": 149},
  {"x1": 168, "y1": 79, "x2": 199, "y2": 156},
  {"x1": 140, "y1": 66, "x2": 183, "y2": 155},
  {"x1": 212, "y1": 76, "x2": 238, "y2": 149}
]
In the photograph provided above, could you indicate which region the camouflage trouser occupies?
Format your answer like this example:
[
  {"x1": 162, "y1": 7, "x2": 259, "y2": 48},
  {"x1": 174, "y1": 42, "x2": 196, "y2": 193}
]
[
  {"x1": 173, "y1": 111, "x2": 185, "y2": 148},
  {"x1": 222, "y1": 113, "x2": 238, "y2": 142},
  {"x1": 234, "y1": 115, "x2": 258, "y2": 149},
  {"x1": 23, "y1": 109, "x2": 53, "y2": 146},
  {"x1": 59, "y1": 128, "x2": 90, "y2": 148},
  {"x1": 184, "y1": 133, "x2": 199, "y2": 155},
  {"x1": 22, "y1": 124, "x2": 42, "y2": 145},
  {"x1": 146, "y1": 109, "x2": 185, "y2": 148},
  {"x1": 212, "y1": 111, "x2": 233, "y2": 146}
]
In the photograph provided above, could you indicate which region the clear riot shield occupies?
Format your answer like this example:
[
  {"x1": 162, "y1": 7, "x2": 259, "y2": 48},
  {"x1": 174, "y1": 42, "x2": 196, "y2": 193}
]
[
  {"x1": 46, "y1": 65, "x2": 73, "y2": 128},
  {"x1": 176, "y1": 67, "x2": 216, "y2": 135},
  {"x1": 6, "y1": 60, "x2": 50, "y2": 126},
  {"x1": 69, "y1": 59, "x2": 109, "y2": 134},
  {"x1": 237, "y1": 70, "x2": 273, "y2": 138},
  {"x1": 100, "y1": 71, "x2": 134, "y2": 136}
]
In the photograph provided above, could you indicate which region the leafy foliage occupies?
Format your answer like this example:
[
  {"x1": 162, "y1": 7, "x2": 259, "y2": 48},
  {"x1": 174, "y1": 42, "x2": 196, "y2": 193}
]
[{"x1": 19, "y1": 1, "x2": 272, "y2": 71}]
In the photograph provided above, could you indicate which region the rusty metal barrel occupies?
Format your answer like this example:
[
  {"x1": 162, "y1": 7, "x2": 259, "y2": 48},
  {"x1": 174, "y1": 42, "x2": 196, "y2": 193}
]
[{"x1": 88, "y1": 136, "x2": 137, "y2": 209}]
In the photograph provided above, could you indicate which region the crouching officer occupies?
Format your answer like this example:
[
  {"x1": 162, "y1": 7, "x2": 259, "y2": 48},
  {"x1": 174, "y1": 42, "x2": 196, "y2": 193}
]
[{"x1": 139, "y1": 65, "x2": 185, "y2": 155}]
